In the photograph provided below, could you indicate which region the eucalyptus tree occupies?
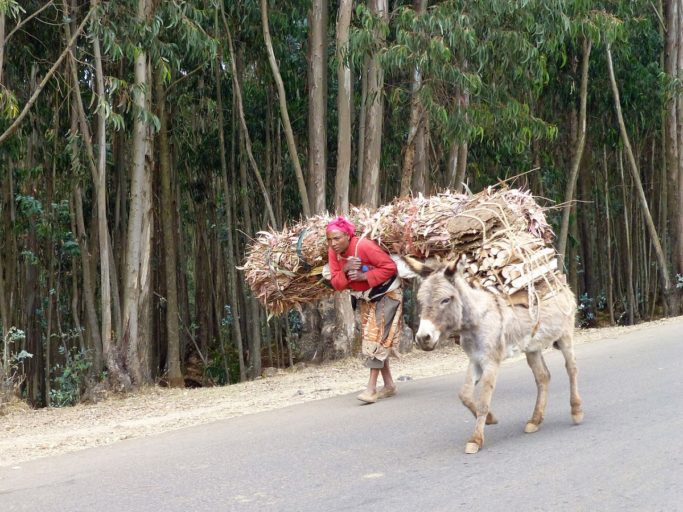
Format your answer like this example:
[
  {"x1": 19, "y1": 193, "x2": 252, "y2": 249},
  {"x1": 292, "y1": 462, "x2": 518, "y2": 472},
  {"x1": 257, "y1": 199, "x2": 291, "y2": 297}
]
[
  {"x1": 356, "y1": 0, "x2": 567, "y2": 198},
  {"x1": 335, "y1": 0, "x2": 353, "y2": 214},
  {"x1": 606, "y1": 37, "x2": 671, "y2": 308},
  {"x1": 556, "y1": 5, "x2": 601, "y2": 272},
  {"x1": 576, "y1": 2, "x2": 675, "y2": 318},
  {"x1": 663, "y1": 0, "x2": 682, "y2": 286},
  {"x1": 360, "y1": 0, "x2": 388, "y2": 207},
  {"x1": 259, "y1": 0, "x2": 310, "y2": 217},
  {"x1": 307, "y1": 0, "x2": 327, "y2": 214},
  {"x1": 332, "y1": 0, "x2": 356, "y2": 354}
]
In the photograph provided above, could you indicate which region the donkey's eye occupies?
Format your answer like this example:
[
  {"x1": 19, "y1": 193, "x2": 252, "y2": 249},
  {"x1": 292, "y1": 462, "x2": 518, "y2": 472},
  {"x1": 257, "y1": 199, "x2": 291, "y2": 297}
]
[{"x1": 440, "y1": 297, "x2": 451, "y2": 306}]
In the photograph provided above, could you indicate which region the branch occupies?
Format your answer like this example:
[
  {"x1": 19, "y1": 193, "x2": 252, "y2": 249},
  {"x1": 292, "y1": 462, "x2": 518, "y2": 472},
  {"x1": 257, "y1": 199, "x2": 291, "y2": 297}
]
[
  {"x1": 3, "y1": 0, "x2": 56, "y2": 45},
  {"x1": 0, "y1": 5, "x2": 94, "y2": 147}
]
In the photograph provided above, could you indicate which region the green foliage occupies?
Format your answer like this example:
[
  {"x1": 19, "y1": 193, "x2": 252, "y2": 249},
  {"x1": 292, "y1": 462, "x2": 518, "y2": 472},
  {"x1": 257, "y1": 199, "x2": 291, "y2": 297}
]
[
  {"x1": 0, "y1": 0, "x2": 24, "y2": 18},
  {"x1": 0, "y1": 85, "x2": 19, "y2": 120},
  {"x1": 0, "y1": 0, "x2": 678, "y2": 404},
  {"x1": 50, "y1": 346, "x2": 92, "y2": 408},
  {"x1": 577, "y1": 293, "x2": 597, "y2": 328}
]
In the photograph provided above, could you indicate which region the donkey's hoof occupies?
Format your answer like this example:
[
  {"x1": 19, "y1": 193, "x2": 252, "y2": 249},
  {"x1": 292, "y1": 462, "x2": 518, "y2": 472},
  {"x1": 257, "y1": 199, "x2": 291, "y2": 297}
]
[
  {"x1": 524, "y1": 422, "x2": 539, "y2": 433},
  {"x1": 465, "y1": 442, "x2": 480, "y2": 454},
  {"x1": 572, "y1": 411, "x2": 584, "y2": 425},
  {"x1": 486, "y1": 412, "x2": 498, "y2": 425}
]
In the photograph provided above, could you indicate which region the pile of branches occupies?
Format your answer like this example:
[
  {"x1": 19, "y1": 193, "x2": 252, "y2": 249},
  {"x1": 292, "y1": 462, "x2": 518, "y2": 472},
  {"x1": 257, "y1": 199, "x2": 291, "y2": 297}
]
[{"x1": 241, "y1": 187, "x2": 565, "y2": 315}]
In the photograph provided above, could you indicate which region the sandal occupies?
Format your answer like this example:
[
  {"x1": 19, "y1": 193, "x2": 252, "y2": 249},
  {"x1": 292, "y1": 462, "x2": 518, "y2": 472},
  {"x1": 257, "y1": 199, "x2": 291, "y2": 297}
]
[
  {"x1": 357, "y1": 391, "x2": 378, "y2": 404},
  {"x1": 377, "y1": 386, "x2": 397, "y2": 399}
]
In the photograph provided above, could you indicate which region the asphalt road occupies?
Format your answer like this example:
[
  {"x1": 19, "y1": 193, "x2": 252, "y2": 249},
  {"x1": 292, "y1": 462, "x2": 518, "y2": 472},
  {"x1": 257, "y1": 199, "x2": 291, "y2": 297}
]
[{"x1": 2, "y1": 319, "x2": 682, "y2": 512}]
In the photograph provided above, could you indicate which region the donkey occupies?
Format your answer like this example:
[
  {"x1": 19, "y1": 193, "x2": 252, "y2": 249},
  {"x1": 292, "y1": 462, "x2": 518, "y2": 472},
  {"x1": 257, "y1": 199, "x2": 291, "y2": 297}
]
[{"x1": 406, "y1": 257, "x2": 583, "y2": 454}]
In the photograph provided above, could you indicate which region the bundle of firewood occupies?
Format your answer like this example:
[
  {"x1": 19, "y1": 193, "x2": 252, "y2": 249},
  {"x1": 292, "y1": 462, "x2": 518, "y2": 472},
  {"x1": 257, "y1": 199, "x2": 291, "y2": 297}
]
[{"x1": 241, "y1": 187, "x2": 565, "y2": 315}]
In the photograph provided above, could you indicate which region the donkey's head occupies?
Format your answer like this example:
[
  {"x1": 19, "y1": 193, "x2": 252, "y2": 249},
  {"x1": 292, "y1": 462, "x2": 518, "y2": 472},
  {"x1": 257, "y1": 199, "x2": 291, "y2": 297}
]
[{"x1": 405, "y1": 256, "x2": 467, "y2": 351}]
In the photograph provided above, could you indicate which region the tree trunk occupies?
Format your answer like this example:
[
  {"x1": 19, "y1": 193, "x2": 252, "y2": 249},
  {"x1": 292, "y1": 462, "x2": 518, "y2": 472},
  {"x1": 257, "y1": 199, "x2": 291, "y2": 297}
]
[
  {"x1": 412, "y1": 110, "x2": 428, "y2": 195},
  {"x1": 65, "y1": 0, "x2": 129, "y2": 388},
  {"x1": 356, "y1": 62, "x2": 368, "y2": 205},
  {"x1": 606, "y1": 43, "x2": 672, "y2": 306},
  {"x1": 664, "y1": 0, "x2": 679, "y2": 278},
  {"x1": 215, "y1": 50, "x2": 246, "y2": 382},
  {"x1": 558, "y1": 38, "x2": 591, "y2": 271},
  {"x1": 602, "y1": 145, "x2": 615, "y2": 325},
  {"x1": 91, "y1": 2, "x2": 114, "y2": 379},
  {"x1": 1, "y1": 9, "x2": 12, "y2": 374},
  {"x1": 73, "y1": 187, "x2": 103, "y2": 369},
  {"x1": 123, "y1": 0, "x2": 153, "y2": 386},
  {"x1": 676, "y1": 0, "x2": 683, "y2": 285},
  {"x1": 401, "y1": 1, "x2": 427, "y2": 197},
  {"x1": 156, "y1": 67, "x2": 184, "y2": 388},
  {"x1": 360, "y1": 0, "x2": 388, "y2": 208},
  {"x1": 220, "y1": 7, "x2": 278, "y2": 227},
  {"x1": 236, "y1": 97, "x2": 263, "y2": 377},
  {"x1": 307, "y1": 0, "x2": 328, "y2": 214},
  {"x1": 24, "y1": 66, "x2": 45, "y2": 407},
  {"x1": 332, "y1": 0, "x2": 356, "y2": 357},
  {"x1": 254, "y1": 0, "x2": 310, "y2": 217},
  {"x1": 619, "y1": 149, "x2": 636, "y2": 324},
  {"x1": 335, "y1": 0, "x2": 353, "y2": 214},
  {"x1": 0, "y1": 9, "x2": 4, "y2": 85},
  {"x1": 578, "y1": 161, "x2": 598, "y2": 305}
]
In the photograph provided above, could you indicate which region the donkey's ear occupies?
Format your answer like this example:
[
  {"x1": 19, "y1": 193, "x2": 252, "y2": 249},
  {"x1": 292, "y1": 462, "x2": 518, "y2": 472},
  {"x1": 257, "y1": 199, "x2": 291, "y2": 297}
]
[
  {"x1": 444, "y1": 254, "x2": 467, "y2": 278},
  {"x1": 403, "y1": 255, "x2": 433, "y2": 278}
]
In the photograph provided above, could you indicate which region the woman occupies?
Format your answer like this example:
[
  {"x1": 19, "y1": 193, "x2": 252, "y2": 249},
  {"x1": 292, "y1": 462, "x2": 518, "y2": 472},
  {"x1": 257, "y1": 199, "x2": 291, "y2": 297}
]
[{"x1": 326, "y1": 216, "x2": 403, "y2": 404}]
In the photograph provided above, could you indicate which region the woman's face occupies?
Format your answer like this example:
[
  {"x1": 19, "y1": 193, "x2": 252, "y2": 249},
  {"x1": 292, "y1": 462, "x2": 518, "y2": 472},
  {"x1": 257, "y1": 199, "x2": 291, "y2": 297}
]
[{"x1": 326, "y1": 229, "x2": 350, "y2": 255}]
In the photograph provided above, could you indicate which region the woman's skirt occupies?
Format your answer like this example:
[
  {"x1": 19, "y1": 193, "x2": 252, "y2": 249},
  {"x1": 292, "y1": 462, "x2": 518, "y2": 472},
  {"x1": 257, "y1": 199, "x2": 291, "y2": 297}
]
[{"x1": 359, "y1": 287, "x2": 403, "y2": 368}]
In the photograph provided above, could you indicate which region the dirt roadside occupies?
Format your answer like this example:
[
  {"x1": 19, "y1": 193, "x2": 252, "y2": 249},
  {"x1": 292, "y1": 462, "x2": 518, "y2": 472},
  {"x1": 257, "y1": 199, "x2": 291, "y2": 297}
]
[{"x1": 1, "y1": 317, "x2": 680, "y2": 467}]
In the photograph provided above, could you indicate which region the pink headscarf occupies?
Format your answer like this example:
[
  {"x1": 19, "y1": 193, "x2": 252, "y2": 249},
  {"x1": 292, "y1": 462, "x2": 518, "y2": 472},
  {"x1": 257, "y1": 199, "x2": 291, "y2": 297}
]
[{"x1": 326, "y1": 216, "x2": 356, "y2": 237}]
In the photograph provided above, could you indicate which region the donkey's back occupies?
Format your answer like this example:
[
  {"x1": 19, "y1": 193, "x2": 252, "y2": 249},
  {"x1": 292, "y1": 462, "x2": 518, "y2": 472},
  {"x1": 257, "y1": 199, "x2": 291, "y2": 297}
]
[{"x1": 497, "y1": 286, "x2": 576, "y2": 355}]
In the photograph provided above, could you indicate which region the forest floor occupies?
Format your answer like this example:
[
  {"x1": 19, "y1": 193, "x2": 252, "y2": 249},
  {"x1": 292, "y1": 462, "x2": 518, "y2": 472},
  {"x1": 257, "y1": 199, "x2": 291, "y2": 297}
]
[{"x1": 1, "y1": 316, "x2": 681, "y2": 468}]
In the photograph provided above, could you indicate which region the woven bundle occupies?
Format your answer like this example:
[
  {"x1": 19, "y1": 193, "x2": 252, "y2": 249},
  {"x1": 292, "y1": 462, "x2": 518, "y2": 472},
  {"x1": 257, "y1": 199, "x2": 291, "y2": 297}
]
[{"x1": 241, "y1": 187, "x2": 564, "y2": 314}]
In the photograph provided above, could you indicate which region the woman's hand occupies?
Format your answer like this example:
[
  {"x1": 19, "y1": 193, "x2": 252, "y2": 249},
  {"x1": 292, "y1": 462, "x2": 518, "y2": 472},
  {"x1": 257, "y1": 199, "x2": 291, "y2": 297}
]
[
  {"x1": 342, "y1": 256, "x2": 361, "y2": 273},
  {"x1": 347, "y1": 269, "x2": 368, "y2": 281}
]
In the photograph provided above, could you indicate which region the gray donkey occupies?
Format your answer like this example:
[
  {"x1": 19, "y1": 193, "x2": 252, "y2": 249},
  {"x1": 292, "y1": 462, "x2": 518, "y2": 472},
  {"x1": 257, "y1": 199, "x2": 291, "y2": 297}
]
[{"x1": 406, "y1": 257, "x2": 583, "y2": 454}]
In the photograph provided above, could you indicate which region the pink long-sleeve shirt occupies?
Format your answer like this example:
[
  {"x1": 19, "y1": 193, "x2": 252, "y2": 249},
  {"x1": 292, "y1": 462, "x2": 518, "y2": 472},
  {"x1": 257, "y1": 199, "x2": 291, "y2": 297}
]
[{"x1": 327, "y1": 236, "x2": 397, "y2": 292}]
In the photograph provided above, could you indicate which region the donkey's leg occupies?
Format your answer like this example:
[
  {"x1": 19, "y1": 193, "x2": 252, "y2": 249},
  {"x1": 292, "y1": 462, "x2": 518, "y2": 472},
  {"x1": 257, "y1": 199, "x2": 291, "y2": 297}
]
[
  {"x1": 556, "y1": 333, "x2": 584, "y2": 424},
  {"x1": 459, "y1": 363, "x2": 498, "y2": 425},
  {"x1": 465, "y1": 363, "x2": 500, "y2": 454},
  {"x1": 524, "y1": 350, "x2": 550, "y2": 433}
]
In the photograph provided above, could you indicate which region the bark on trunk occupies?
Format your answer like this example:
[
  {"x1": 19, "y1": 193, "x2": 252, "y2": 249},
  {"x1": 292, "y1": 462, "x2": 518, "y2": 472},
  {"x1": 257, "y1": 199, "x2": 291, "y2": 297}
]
[
  {"x1": 401, "y1": 0, "x2": 427, "y2": 197},
  {"x1": 253, "y1": 0, "x2": 310, "y2": 217},
  {"x1": 619, "y1": 150, "x2": 636, "y2": 325},
  {"x1": 335, "y1": 0, "x2": 353, "y2": 214},
  {"x1": 558, "y1": 39, "x2": 591, "y2": 271},
  {"x1": 360, "y1": 0, "x2": 388, "y2": 208},
  {"x1": 215, "y1": 49, "x2": 246, "y2": 382},
  {"x1": 74, "y1": 188, "x2": 103, "y2": 370},
  {"x1": 307, "y1": 0, "x2": 328, "y2": 214},
  {"x1": 664, "y1": 0, "x2": 678, "y2": 276},
  {"x1": 607, "y1": 43, "x2": 672, "y2": 305},
  {"x1": 156, "y1": 67, "x2": 184, "y2": 388},
  {"x1": 238, "y1": 141, "x2": 263, "y2": 378},
  {"x1": 91, "y1": 4, "x2": 113, "y2": 378},
  {"x1": 602, "y1": 145, "x2": 615, "y2": 325},
  {"x1": 0, "y1": 10, "x2": 5, "y2": 84},
  {"x1": 123, "y1": 0, "x2": 152, "y2": 386},
  {"x1": 332, "y1": 0, "x2": 355, "y2": 356},
  {"x1": 676, "y1": 1, "x2": 683, "y2": 283},
  {"x1": 220, "y1": 7, "x2": 278, "y2": 227}
]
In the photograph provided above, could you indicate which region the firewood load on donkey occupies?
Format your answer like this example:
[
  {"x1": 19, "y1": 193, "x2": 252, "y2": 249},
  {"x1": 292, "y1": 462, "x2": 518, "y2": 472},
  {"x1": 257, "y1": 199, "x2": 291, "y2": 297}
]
[{"x1": 406, "y1": 256, "x2": 584, "y2": 454}]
